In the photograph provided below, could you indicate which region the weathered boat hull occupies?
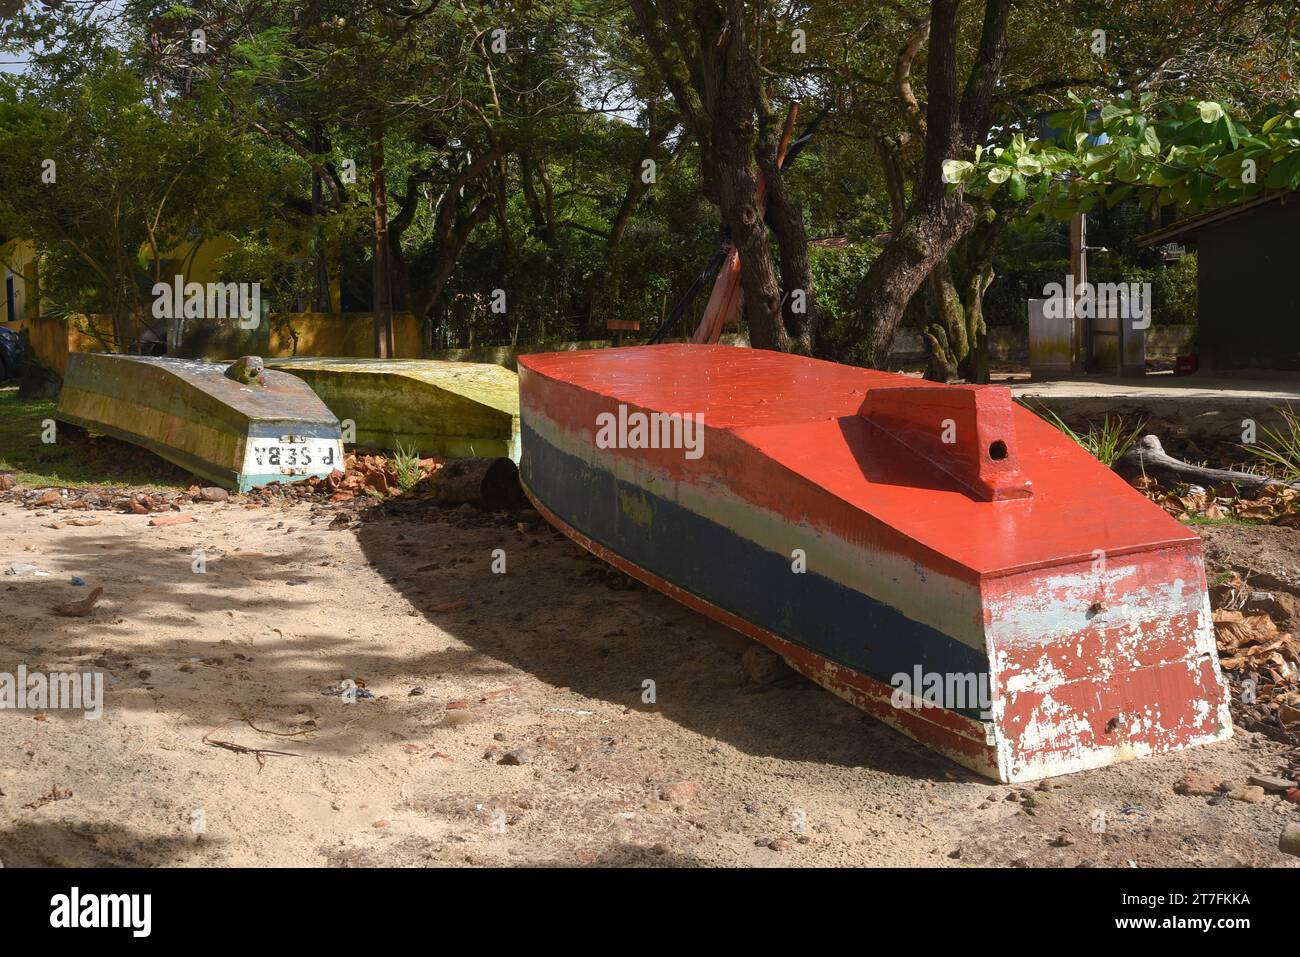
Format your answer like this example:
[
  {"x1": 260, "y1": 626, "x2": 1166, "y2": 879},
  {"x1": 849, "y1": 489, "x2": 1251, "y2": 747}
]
[
  {"x1": 518, "y1": 345, "x2": 1232, "y2": 782},
  {"x1": 56, "y1": 353, "x2": 343, "y2": 491},
  {"x1": 265, "y1": 358, "x2": 520, "y2": 461}
]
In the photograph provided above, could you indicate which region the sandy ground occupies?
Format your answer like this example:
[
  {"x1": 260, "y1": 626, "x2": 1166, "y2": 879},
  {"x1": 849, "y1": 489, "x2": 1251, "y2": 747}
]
[{"x1": 1, "y1": 495, "x2": 1297, "y2": 868}]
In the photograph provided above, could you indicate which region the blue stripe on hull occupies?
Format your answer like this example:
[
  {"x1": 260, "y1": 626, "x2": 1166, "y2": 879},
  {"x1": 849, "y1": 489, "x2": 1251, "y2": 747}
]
[{"x1": 522, "y1": 423, "x2": 991, "y2": 718}]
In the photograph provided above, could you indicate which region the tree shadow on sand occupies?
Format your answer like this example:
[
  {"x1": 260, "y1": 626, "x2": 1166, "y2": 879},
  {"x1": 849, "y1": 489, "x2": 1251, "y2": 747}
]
[
  {"x1": 355, "y1": 498, "x2": 974, "y2": 784},
  {"x1": 1, "y1": 522, "x2": 517, "y2": 759}
]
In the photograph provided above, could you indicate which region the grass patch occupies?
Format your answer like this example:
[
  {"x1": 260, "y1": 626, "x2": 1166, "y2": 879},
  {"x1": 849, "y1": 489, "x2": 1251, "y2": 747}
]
[
  {"x1": 390, "y1": 440, "x2": 422, "y2": 491},
  {"x1": 1179, "y1": 514, "x2": 1269, "y2": 527},
  {"x1": 1244, "y1": 407, "x2": 1300, "y2": 483},
  {"x1": 1021, "y1": 400, "x2": 1146, "y2": 467},
  {"x1": 0, "y1": 386, "x2": 191, "y2": 489}
]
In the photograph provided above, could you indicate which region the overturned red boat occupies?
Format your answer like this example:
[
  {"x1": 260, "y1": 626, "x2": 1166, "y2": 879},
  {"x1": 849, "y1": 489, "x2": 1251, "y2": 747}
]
[{"x1": 517, "y1": 345, "x2": 1231, "y2": 782}]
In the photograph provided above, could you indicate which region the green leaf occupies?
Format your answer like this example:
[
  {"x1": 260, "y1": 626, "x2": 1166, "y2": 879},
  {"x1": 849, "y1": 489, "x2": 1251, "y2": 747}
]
[
  {"x1": 1264, "y1": 153, "x2": 1300, "y2": 189},
  {"x1": 941, "y1": 159, "x2": 975, "y2": 184},
  {"x1": 1220, "y1": 116, "x2": 1239, "y2": 150},
  {"x1": 1198, "y1": 101, "x2": 1225, "y2": 124}
]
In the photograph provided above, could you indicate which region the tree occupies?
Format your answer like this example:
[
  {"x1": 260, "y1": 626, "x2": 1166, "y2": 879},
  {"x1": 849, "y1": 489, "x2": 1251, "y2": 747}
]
[
  {"x1": 847, "y1": 0, "x2": 1297, "y2": 372},
  {"x1": 950, "y1": 97, "x2": 1300, "y2": 216},
  {"x1": 847, "y1": 0, "x2": 1010, "y2": 369},
  {"x1": 627, "y1": 0, "x2": 819, "y2": 352},
  {"x1": 0, "y1": 40, "x2": 283, "y2": 351}
]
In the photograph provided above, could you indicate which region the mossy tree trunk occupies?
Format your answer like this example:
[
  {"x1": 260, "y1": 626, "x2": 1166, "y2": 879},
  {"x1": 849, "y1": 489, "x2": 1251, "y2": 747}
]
[{"x1": 921, "y1": 215, "x2": 1002, "y2": 383}]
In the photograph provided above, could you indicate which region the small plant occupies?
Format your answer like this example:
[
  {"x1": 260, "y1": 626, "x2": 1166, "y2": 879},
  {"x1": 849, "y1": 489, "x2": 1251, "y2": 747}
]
[
  {"x1": 1244, "y1": 407, "x2": 1300, "y2": 483},
  {"x1": 391, "y1": 440, "x2": 422, "y2": 491},
  {"x1": 1022, "y1": 401, "x2": 1145, "y2": 467}
]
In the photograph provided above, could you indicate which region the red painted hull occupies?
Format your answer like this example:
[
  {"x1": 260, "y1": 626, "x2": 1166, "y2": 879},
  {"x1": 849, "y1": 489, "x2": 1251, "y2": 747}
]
[{"x1": 518, "y1": 345, "x2": 1233, "y2": 781}]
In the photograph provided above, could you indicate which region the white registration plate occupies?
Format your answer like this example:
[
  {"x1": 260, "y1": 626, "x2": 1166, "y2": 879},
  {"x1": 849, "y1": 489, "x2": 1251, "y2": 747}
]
[{"x1": 243, "y1": 435, "x2": 342, "y2": 476}]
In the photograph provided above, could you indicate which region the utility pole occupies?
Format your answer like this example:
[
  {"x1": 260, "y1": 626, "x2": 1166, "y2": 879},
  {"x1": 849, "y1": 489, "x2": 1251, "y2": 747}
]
[{"x1": 1069, "y1": 211, "x2": 1087, "y2": 374}]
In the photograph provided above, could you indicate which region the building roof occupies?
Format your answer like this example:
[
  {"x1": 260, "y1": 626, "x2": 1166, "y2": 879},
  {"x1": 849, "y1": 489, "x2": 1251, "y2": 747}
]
[{"x1": 1137, "y1": 191, "x2": 1298, "y2": 247}]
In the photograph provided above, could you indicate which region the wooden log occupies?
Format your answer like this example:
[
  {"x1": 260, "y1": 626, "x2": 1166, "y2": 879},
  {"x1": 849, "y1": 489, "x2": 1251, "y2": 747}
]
[
  {"x1": 428, "y1": 456, "x2": 522, "y2": 510},
  {"x1": 1116, "y1": 435, "x2": 1298, "y2": 497}
]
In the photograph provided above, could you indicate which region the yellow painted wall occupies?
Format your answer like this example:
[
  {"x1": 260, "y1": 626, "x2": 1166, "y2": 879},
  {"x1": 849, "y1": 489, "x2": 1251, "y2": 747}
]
[
  {"x1": 159, "y1": 235, "x2": 237, "y2": 286},
  {"x1": 27, "y1": 310, "x2": 422, "y2": 374},
  {"x1": 10, "y1": 231, "x2": 397, "y2": 371},
  {"x1": 24, "y1": 315, "x2": 67, "y2": 375},
  {"x1": 161, "y1": 233, "x2": 342, "y2": 313},
  {"x1": 269, "y1": 312, "x2": 422, "y2": 359},
  {"x1": 25, "y1": 314, "x2": 119, "y2": 377}
]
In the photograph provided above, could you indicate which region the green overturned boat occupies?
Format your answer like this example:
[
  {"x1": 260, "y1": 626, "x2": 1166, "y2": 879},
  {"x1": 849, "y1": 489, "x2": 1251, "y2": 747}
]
[
  {"x1": 56, "y1": 353, "x2": 344, "y2": 491},
  {"x1": 264, "y1": 357, "x2": 520, "y2": 461}
]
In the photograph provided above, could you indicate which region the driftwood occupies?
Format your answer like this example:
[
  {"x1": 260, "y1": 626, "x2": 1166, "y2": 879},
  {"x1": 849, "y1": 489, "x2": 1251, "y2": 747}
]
[
  {"x1": 427, "y1": 457, "x2": 523, "y2": 510},
  {"x1": 1116, "y1": 435, "x2": 1298, "y2": 498}
]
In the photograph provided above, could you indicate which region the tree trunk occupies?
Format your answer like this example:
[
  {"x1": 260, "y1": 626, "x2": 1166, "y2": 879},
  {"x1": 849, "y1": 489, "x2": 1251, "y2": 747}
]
[
  {"x1": 758, "y1": 134, "x2": 818, "y2": 352},
  {"x1": 922, "y1": 219, "x2": 999, "y2": 382},
  {"x1": 411, "y1": 194, "x2": 496, "y2": 333},
  {"x1": 857, "y1": 194, "x2": 974, "y2": 368},
  {"x1": 310, "y1": 120, "x2": 332, "y2": 313},
  {"x1": 854, "y1": 0, "x2": 1010, "y2": 369},
  {"x1": 710, "y1": 0, "x2": 788, "y2": 352},
  {"x1": 370, "y1": 120, "x2": 394, "y2": 359},
  {"x1": 922, "y1": 260, "x2": 966, "y2": 382},
  {"x1": 716, "y1": 155, "x2": 787, "y2": 351}
]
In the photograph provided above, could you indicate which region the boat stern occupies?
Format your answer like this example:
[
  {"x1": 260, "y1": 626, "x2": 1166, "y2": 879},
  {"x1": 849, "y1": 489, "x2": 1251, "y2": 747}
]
[{"x1": 981, "y1": 542, "x2": 1232, "y2": 783}]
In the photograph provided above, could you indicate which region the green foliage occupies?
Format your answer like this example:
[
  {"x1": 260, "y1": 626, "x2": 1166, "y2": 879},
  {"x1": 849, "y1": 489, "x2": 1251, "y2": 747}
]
[
  {"x1": 983, "y1": 250, "x2": 1198, "y2": 328},
  {"x1": 950, "y1": 95, "x2": 1300, "y2": 219},
  {"x1": 1023, "y1": 401, "x2": 1146, "y2": 467},
  {"x1": 0, "y1": 40, "x2": 298, "y2": 340},
  {"x1": 809, "y1": 242, "x2": 880, "y2": 344},
  {"x1": 2, "y1": 0, "x2": 1296, "y2": 363},
  {"x1": 390, "y1": 441, "x2": 422, "y2": 491},
  {"x1": 1245, "y1": 408, "x2": 1300, "y2": 483},
  {"x1": 217, "y1": 236, "x2": 314, "y2": 315}
]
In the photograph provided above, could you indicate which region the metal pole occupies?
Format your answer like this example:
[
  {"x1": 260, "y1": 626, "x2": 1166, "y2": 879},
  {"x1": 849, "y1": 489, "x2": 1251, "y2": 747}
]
[{"x1": 1069, "y1": 212, "x2": 1087, "y2": 373}]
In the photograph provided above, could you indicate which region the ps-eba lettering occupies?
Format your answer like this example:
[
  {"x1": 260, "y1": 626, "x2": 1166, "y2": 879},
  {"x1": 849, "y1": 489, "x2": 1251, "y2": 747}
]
[
  {"x1": 49, "y1": 887, "x2": 151, "y2": 937},
  {"x1": 594, "y1": 404, "x2": 705, "y2": 460}
]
